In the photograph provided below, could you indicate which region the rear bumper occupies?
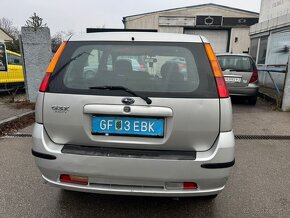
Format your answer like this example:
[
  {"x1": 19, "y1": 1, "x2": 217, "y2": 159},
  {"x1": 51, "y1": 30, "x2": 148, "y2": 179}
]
[
  {"x1": 228, "y1": 84, "x2": 259, "y2": 97},
  {"x1": 32, "y1": 123, "x2": 235, "y2": 197}
]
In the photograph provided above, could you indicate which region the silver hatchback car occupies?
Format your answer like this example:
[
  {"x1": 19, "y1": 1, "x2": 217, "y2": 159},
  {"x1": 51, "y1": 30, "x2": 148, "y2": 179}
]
[
  {"x1": 217, "y1": 54, "x2": 259, "y2": 105},
  {"x1": 32, "y1": 31, "x2": 235, "y2": 198}
]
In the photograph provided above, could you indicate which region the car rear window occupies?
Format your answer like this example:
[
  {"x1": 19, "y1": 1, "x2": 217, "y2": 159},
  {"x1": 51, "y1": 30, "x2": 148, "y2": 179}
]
[
  {"x1": 48, "y1": 41, "x2": 218, "y2": 98},
  {"x1": 217, "y1": 55, "x2": 253, "y2": 72}
]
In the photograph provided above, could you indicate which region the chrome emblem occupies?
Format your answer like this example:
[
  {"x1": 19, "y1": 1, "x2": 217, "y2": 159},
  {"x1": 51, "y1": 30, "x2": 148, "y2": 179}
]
[
  {"x1": 51, "y1": 105, "x2": 70, "y2": 113},
  {"x1": 121, "y1": 98, "x2": 135, "y2": 105}
]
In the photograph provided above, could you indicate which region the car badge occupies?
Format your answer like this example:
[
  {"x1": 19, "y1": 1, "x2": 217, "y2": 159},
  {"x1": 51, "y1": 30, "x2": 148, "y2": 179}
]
[
  {"x1": 121, "y1": 98, "x2": 135, "y2": 105},
  {"x1": 51, "y1": 105, "x2": 70, "y2": 113}
]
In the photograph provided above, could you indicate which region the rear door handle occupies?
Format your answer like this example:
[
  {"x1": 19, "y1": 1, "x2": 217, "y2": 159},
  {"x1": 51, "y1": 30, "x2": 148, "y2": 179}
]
[{"x1": 83, "y1": 104, "x2": 173, "y2": 117}]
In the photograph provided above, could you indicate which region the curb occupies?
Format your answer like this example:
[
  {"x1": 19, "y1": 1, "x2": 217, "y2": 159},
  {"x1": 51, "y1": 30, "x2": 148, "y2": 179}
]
[
  {"x1": 0, "y1": 111, "x2": 35, "y2": 126},
  {"x1": 0, "y1": 111, "x2": 35, "y2": 135}
]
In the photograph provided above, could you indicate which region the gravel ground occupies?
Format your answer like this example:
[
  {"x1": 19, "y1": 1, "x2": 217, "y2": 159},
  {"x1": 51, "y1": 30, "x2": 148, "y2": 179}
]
[{"x1": 0, "y1": 91, "x2": 27, "y2": 103}]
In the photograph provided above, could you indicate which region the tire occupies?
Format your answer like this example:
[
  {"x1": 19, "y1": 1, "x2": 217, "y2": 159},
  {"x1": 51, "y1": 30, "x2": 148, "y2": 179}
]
[{"x1": 248, "y1": 95, "x2": 257, "y2": 105}]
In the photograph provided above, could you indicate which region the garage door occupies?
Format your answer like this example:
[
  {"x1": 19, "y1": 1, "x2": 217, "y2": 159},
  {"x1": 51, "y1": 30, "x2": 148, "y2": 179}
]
[{"x1": 184, "y1": 29, "x2": 229, "y2": 53}]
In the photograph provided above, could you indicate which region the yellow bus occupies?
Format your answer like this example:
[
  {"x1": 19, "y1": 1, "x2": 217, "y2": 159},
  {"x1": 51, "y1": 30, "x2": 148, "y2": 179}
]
[{"x1": 0, "y1": 50, "x2": 24, "y2": 91}]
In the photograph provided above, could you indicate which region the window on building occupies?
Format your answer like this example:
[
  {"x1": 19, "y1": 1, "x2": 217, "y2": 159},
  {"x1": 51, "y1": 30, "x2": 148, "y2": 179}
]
[
  {"x1": 7, "y1": 53, "x2": 22, "y2": 65},
  {"x1": 249, "y1": 38, "x2": 258, "y2": 62},
  {"x1": 257, "y1": 36, "x2": 268, "y2": 64}
]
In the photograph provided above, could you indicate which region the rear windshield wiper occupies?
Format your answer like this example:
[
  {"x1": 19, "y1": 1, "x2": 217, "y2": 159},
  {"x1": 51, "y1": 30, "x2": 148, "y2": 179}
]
[
  {"x1": 51, "y1": 51, "x2": 93, "y2": 79},
  {"x1": 89, "y1": 86, "x2": 152, "y2": 105}
]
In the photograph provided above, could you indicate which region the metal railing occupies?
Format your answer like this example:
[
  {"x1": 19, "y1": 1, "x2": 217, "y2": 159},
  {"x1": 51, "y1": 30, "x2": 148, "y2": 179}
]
[{"x1": 257, "y1": 64, "x2": 287, "y2": 96}]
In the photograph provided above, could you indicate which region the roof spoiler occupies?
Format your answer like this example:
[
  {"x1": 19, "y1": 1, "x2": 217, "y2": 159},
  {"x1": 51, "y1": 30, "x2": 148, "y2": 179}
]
[{"x1": 86, "y1": 28, "x2": 158, "y2": 33}]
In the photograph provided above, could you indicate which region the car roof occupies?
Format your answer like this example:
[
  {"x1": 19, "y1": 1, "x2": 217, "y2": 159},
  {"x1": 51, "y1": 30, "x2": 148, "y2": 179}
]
[{"x1": 69, "y1": 32, "x2": 207, "y2": 43}]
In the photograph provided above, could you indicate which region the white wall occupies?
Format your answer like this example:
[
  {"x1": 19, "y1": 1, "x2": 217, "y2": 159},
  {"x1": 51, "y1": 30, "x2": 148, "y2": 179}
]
[
  {"x1": 260, "y1": 0, "x2": 290, "y2": 22},
  {"x1": 229, "y1": 28, "x2": 251, "y2": 53},
  {"x1": 158, "y1": 26, "x2": 183, "y2": 33},
  {"x1": 266, "y1": 30, "x2": 290, "y2": 65},
  {"x1": 282, "y1": 54, "x2": 290, "y2": 111}
]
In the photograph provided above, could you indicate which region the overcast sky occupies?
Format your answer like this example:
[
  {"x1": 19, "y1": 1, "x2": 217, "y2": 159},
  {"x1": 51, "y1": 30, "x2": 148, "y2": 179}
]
[{"x1": 1, "y1": 0, "x2": 261, "y2": 35}]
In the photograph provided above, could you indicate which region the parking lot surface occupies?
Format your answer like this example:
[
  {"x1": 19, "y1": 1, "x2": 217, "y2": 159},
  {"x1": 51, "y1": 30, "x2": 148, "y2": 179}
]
[{"x1": 0, "y1": 99, "x2": 289, "y2": 218}]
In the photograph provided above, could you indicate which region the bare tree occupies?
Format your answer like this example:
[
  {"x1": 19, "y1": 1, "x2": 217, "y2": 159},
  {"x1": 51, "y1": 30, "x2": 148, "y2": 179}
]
[
  {"x1": 51, "y1": 30, "x2": 74, "y2": 52},
  {"x1": 51, "y1": 32, "x2": 63, "y2": 53},
  {"x1": 25, "y1": 12, "x2": 47, "y2": 31},
  {"x1": 0, "y1": 17, "x2": 19, "y2": 39}
]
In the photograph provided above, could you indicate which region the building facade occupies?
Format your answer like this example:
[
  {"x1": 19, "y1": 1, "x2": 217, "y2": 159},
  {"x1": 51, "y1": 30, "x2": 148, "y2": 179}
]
[
  {"x1": 123, "y1": 3, "x2": 259, "y2": 54},
  {"x1": 250, "y1": 0, "x2": 290, "y2": 65}
]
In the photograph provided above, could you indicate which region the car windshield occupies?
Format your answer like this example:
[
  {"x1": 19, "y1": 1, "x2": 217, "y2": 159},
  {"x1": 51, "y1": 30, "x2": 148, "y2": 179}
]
[
  {"x1": 48, "y1": 41, "x2": 217, "y2": 98},
  {"x1": 217, "y1": 55, "x2": 253, "y2": 72}
]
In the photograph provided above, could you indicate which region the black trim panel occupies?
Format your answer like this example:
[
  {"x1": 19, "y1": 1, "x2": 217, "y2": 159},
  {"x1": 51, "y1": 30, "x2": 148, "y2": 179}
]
[
  {"x1": 62, "y1": 144, "x2": 196, "y2": 160},
  {"x1": 31, "y1": 149, "x2": 56, "y2": 160},
  {"x1": 201, "y1": 159, "x2": 235, "y2": 169},
  {"x1": 87, "y1": 28, "x2": 157, "y2": 33}
]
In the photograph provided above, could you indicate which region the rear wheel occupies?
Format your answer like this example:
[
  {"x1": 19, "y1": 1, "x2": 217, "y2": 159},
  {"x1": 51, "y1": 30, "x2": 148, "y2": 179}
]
[{"x1": 248, "y1": 96, "x2": 257, "y2": 105}]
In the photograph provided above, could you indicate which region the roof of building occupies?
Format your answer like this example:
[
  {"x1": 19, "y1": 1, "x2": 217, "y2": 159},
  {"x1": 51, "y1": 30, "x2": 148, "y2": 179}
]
[
  {"x1": 70, "y1": 32, "x2": 208, "y2": 43},
  {"x1": 0, "y1": 27, "x2": 14, "y2": 41},
  {"x1": 123, "y1": 3, "x2": 259, "y2": 19}
]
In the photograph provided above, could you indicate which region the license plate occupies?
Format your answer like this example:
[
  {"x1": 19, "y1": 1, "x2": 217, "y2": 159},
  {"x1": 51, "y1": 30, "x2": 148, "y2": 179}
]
[
  {"x1": 92, "y1": 116, "x2": 164, "y2": 137},
  {"x1": 224, "y1": 77, "x2": 241, "y2": 83}
]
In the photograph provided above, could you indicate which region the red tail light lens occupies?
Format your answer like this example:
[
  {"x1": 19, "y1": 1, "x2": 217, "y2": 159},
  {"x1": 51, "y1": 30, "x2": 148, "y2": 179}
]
[
  {"x1": 215, "y1": 77, "x2": 229, "y2": 98},
  {"x1": 60, "y1": 174, "x2": 88, "y2": 185},
  {"x1": 183, "y1": 182, "x2": 198, "y2": 190},
  {"x1": 39, "y1": 72, "x2": 51, "y2": 92},
  {"x1": 249, "y1": 66, "x2": 258, "y2": 83},
  {"x1": 204, "y1": 43, "x2": 229, "y2": 98},
  {"x1": 39, "y1": 42, "x2": 67, "y2": 92}
]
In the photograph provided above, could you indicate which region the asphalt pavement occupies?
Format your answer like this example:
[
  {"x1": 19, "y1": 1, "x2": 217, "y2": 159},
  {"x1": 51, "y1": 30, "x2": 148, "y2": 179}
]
[
  {"x1": 0, "y1": 103, "x2": 32, "y2": 123},
  {"x1": 0, "y1": 98, "x2": 289, "y2": 218}
]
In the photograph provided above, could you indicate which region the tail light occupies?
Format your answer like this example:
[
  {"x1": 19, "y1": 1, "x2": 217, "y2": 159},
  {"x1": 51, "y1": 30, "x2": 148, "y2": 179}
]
[
  {"x1": 183, "y1": 182, "x2": 198, "y2": 190},
  {"x1": 39, "y1": 72, "x2": 51, "y2": 92},
  {"x1": 204, "y1": 43, "x2": 229, "y2": 98},
  {"x1": 60, "y1": 174, "x2": 88, "y2": 185},
  {"x1": 249, "y1": 65, "x2": 258, "y2": 83},
  {"x1": 39, "y1": 41, "x2": 67, "y2": 92},
  {"x1": 139, "y1": 64, "x2": 145, "y2": 69}
]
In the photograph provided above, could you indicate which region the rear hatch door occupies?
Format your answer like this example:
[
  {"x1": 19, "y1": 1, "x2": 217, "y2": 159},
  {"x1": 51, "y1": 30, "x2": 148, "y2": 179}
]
[{"x1": 42, "y1": 40, "x2": 220, "y2": 152}]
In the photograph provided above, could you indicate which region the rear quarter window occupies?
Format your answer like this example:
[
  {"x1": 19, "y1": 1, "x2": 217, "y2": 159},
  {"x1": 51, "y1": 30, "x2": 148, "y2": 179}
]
[{"x1": 48, "y1": 41, "x2": 218, "y2": 98}]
